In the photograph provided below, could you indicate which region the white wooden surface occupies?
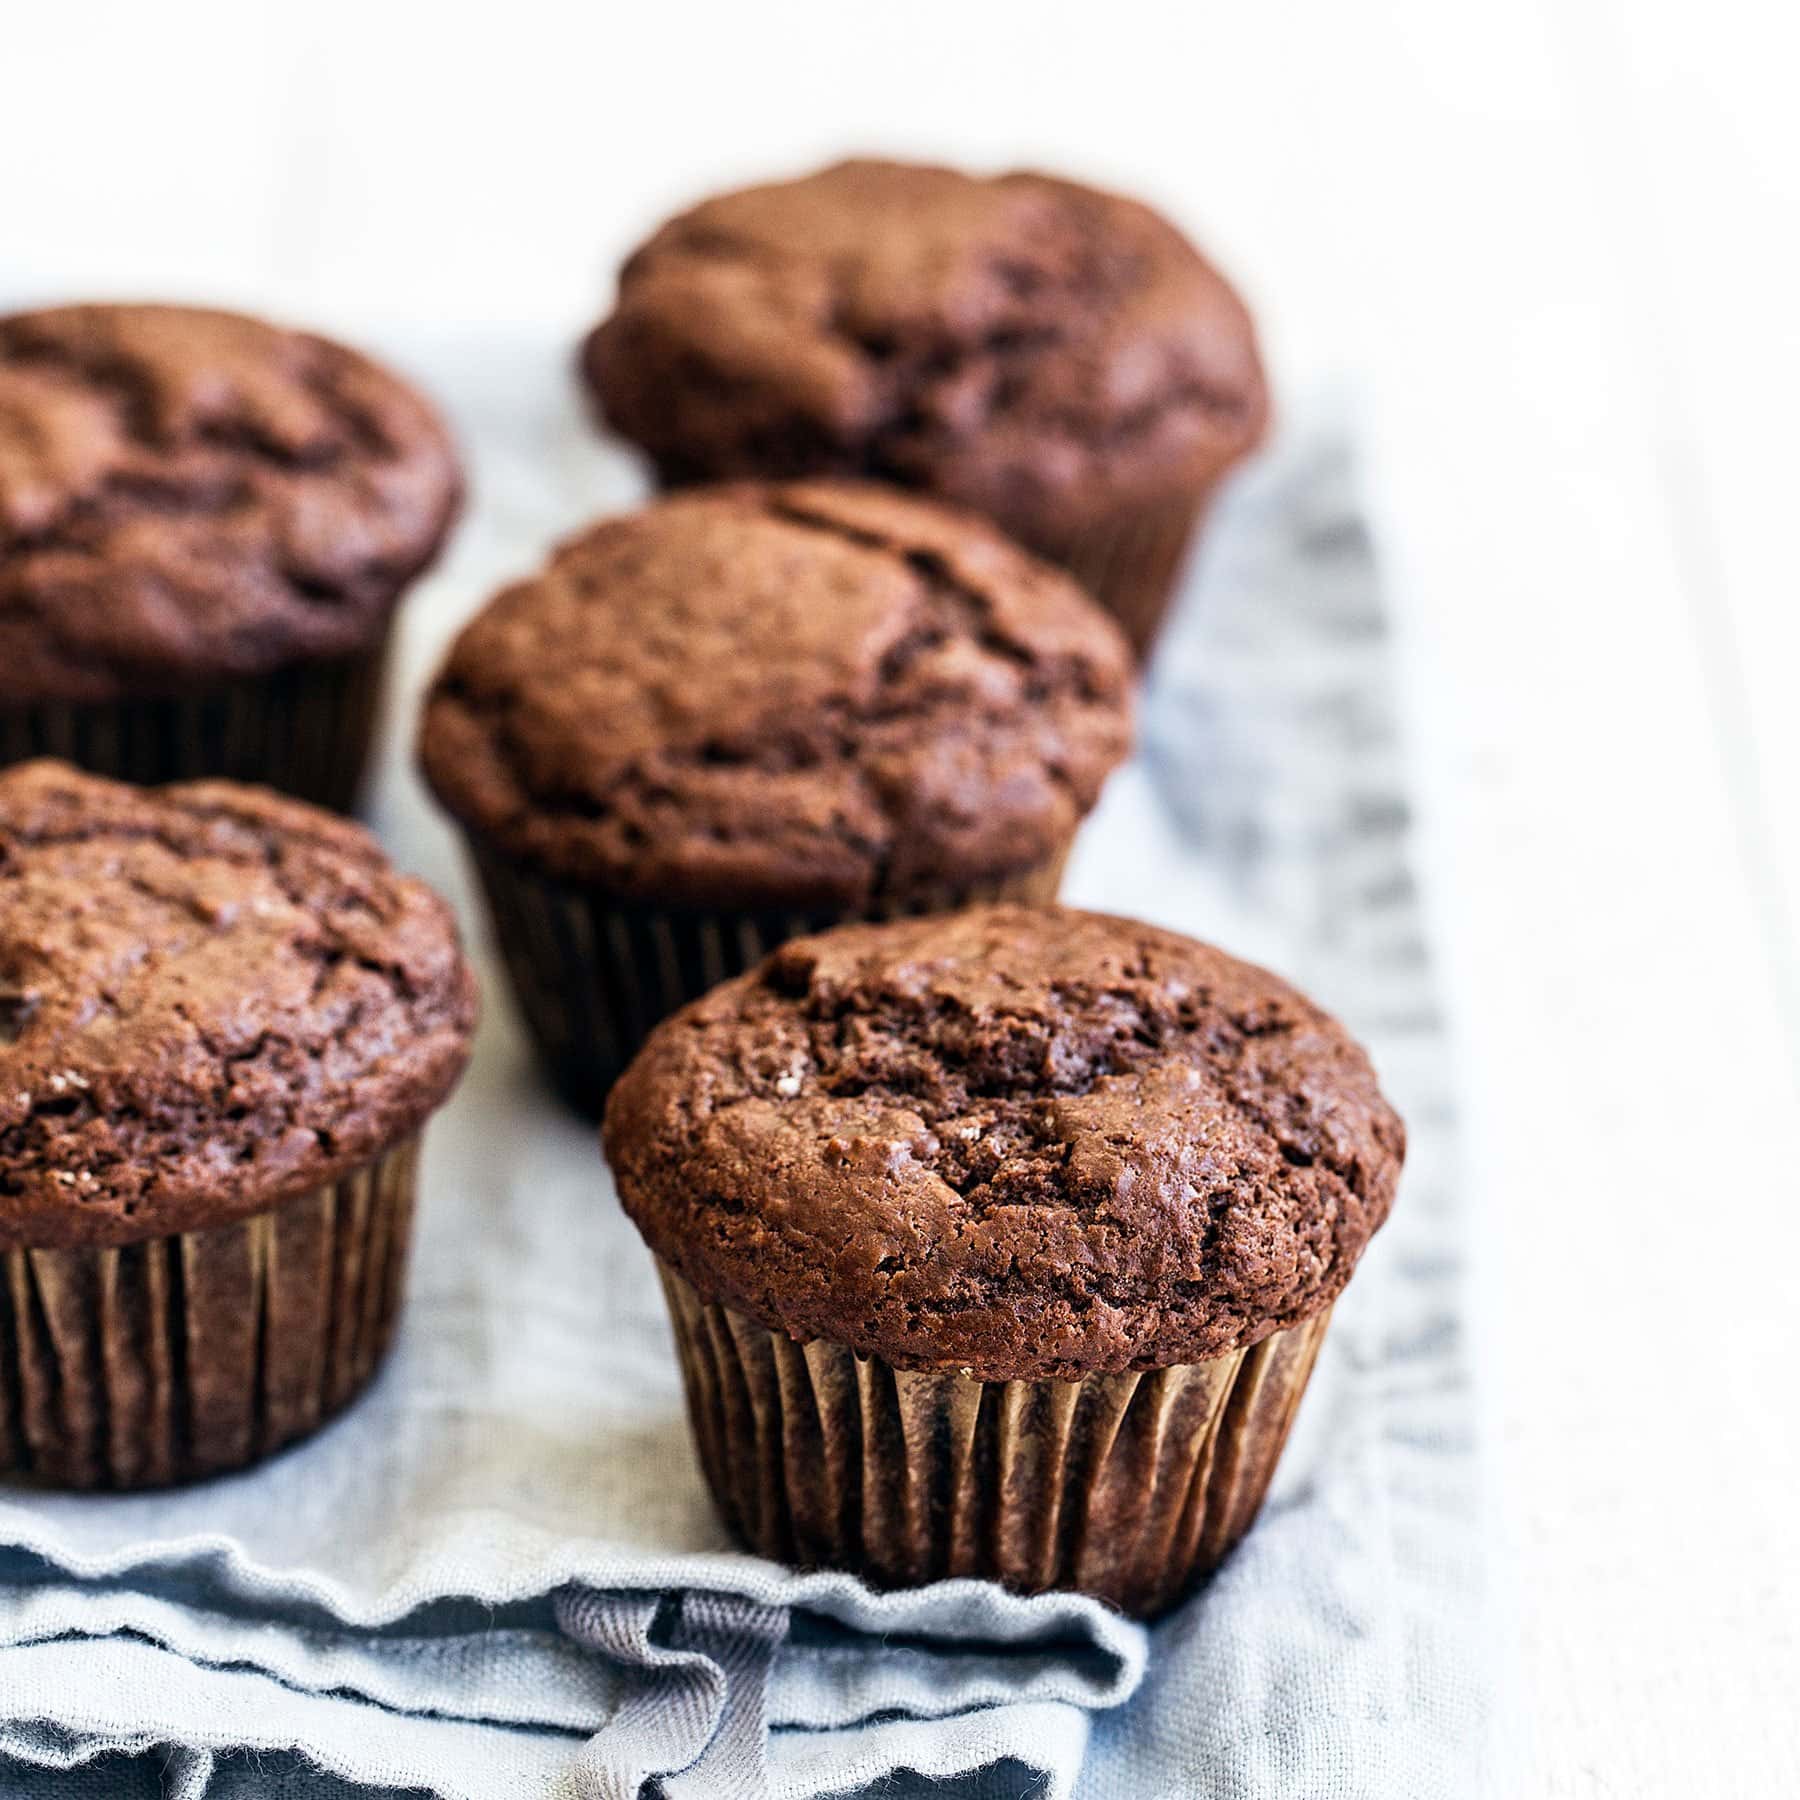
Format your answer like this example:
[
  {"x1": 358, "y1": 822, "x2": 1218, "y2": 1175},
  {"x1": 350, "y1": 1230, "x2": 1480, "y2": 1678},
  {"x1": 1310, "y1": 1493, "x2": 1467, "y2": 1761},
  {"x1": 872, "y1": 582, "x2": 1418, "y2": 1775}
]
[{"x1": 6, "y1": 4, "x2": 1798, "y2": 1793}]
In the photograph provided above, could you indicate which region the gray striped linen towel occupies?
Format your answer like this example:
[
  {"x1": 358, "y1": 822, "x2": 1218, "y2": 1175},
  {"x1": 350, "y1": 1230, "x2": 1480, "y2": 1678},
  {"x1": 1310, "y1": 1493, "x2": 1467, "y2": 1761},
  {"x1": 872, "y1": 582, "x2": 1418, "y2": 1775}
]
[{"x1": 0, "y1": 339, "x2": 1489, "y2": 1798}]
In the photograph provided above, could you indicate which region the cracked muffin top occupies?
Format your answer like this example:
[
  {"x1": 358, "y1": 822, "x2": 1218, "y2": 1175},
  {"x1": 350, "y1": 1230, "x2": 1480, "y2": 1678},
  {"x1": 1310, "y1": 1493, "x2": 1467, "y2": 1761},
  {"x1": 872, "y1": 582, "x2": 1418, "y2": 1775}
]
[
  {"x1": 417, "y1": 480, "x2": 1134, "y2": 909},
  {"x1": 583, "y1": 159, "x2": 1267, "y2": 546},
  {"x1": 0, "y1": 761, "x2": 477, "y2": 1248},
  {"x1": 604, "y1": 905, "x2": 1403, "y2": 1381},
  {"x1": 0, "y1": 303, "x2": 460, "y2": 702}
]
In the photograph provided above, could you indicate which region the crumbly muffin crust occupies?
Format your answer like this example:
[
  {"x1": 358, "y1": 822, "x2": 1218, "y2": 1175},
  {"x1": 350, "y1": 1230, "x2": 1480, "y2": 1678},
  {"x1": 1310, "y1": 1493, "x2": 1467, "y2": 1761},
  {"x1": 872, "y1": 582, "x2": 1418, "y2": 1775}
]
[
  {"x1": 603, "y1": 905, "x2": 1403, "y2": 1381},
  {"x1": 418, "y1": 480, "x2": 1133, "y2": 910},
  {"x1": 0, "y1": 761, "x2": 476, "y2": 1248},
  {"x1": 584, "y1": 159, "x2": 1266, "y2": 544},
  {"x1": 0, "y1": 304, "x2": 460, "y2": 701}
]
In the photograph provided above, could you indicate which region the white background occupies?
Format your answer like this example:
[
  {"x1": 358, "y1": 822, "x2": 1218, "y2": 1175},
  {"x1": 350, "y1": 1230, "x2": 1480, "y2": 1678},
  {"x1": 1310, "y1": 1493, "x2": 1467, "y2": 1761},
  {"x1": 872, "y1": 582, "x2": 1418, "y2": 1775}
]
[{"x1": 6, "y1": 3, "x2": 1799, "y2": 1793}]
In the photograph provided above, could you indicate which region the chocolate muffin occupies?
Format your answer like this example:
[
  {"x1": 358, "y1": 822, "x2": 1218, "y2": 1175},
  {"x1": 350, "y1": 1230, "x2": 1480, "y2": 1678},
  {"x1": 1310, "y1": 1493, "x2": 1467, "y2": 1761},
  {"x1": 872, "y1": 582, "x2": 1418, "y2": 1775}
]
[
  {"x1": 0, "y1": 303, "x2": 461, "y2": 808},
  {"x1": 604, "y1": 904, "x2": 1403, "y2": 1616},
  {"x1": 583, "y1": 158, "x2": 1267, "y2": 657},
  {"x1": 419, "y1": 479, "x2": 1133, "y2": 1113},
  {"x1": 0, "y1": 760, "x2": 476, "y2": 1488}
]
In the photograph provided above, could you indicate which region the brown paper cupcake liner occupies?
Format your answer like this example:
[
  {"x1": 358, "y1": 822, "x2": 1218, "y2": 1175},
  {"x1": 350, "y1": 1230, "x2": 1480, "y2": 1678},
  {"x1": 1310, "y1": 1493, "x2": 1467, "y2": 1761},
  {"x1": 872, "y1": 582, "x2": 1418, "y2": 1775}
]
[
  {"x1": 660, "y1": 1267, "x2": 1330, "y2": 1618},
  {"x1": 1034, "y1": 492, "x2": 1210, "y2": 662},
  {"x1": 0, "y1": 1136, "x2": 420, "y2": 1490},
  {"x1": 0, "y1": 635, "x2": 391, "y2": 814},
  {"x1": 468, "y1": 841, "x2": 1071, "y2": 1114}
]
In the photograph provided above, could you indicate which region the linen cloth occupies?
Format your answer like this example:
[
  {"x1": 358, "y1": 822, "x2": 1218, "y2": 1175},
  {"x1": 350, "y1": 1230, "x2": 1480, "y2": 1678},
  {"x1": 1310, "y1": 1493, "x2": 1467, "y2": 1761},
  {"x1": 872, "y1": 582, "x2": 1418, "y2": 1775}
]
[{"x1": 0, "y1": 337, "x2": 1488, "y2": 1797}]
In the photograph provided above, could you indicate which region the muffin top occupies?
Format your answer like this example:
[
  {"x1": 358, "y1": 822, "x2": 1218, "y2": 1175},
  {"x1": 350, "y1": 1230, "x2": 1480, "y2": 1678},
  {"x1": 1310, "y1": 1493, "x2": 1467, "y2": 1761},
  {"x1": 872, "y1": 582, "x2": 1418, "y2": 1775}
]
[
  {"x1": 418, "y1": 480, "x2": 1134, "y2": 909},
  {"x1": 0, "y1": 761, "x2": 477, "y2": 1248},
  {"x1": 0, "y1": 303, "x2": 460, "y2": 702},
  {"x1": 604, "y1": 905, "x2": 1403, "y2": 1381},
  {"x1": 584, "y1": 159, "x2": 1267, "y2": 545}
]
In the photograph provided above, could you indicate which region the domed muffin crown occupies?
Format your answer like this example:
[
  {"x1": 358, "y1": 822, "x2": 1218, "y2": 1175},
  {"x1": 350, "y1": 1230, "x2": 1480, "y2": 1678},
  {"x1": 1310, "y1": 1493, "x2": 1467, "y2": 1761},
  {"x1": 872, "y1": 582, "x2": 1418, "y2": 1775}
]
[
  {"x1": 0, "y1": 304, "x2": 459, "y2": 700},
  {"x1": 604, "y1": 904, "x2": 1403, "y2": 1381},
  {"x1": 419, "y1": 481, "x2": 1134, "y2": 910},
  {"x1": 0, "y1": 761, "x2": 476, "y2": 1247},
  {"x1": 585, "y1": 159, "x2": 1266, "y2": 545}
]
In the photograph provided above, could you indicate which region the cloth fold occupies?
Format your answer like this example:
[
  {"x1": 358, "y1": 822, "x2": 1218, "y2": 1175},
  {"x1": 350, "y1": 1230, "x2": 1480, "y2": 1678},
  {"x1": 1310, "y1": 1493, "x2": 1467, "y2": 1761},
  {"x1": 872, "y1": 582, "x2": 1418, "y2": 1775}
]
[
  {"x1": 556, "y1": 1590, "x2": 788, "y2": 1799},
  {"x1": 0, "y1": 338, "x2": 1487, "y2": 1797}
]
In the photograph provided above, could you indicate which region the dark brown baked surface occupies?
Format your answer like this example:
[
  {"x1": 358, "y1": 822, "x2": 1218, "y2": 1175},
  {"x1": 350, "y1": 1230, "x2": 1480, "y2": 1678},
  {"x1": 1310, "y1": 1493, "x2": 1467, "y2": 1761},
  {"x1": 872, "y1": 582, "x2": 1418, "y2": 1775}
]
[
  {"x1": 604, "y1": 904, "x2": 1403, "y2": 1382},
  {"x1": 583, "y1": 159, "x2": 1267, "y2": 544},
  {"x1": 0, "y1": 304, "x2": 461, "y2": 702},
  {"x1": 418, "y1": 480, "x2": 1133, "y2": 909},
  {"x1": 0, "y1": 761, "x2": 477, "y2": 1248}
]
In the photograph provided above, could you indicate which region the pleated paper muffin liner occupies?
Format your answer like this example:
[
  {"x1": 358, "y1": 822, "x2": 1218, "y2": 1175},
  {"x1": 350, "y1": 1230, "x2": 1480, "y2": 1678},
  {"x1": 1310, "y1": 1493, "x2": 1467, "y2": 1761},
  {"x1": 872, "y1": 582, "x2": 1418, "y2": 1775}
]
[
  {"x1": 0, "y1": 636, "x2": 391, "y2": 814},
  {"x1": 658, "y1": 1267, "x2": 1332, "y2": 1619},
  {"x1": 467, "y1": 841, "x2": 1071, "y2": 1115},
  {"x1": 1035, "y1": 491, "x2": 1211, "y2": 662},
  {"x1": 0, "y1": 1136, "x2": 420, "y2": 1490}
]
